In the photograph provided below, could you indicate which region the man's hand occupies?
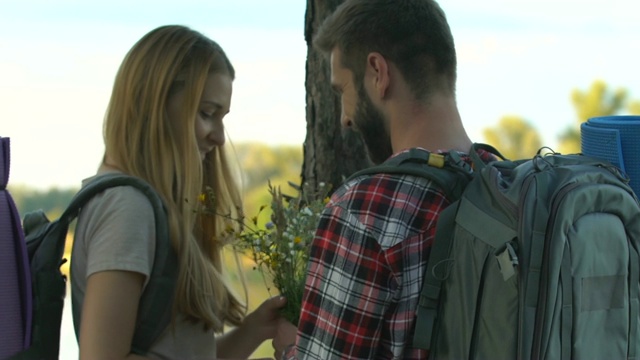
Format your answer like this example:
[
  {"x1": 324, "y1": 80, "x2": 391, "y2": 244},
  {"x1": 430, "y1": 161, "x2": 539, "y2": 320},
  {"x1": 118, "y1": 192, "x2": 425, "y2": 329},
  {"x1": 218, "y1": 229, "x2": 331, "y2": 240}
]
[{"x1": 272, "y1": 318, "x2": 298, "y2": 360}]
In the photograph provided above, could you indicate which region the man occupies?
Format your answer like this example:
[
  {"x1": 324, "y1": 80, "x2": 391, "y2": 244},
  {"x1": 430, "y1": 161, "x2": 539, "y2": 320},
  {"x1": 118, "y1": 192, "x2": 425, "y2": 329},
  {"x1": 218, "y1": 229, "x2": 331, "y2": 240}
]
[{"x1": 273, "y1": 0, "x2": 485, "y2": 358}]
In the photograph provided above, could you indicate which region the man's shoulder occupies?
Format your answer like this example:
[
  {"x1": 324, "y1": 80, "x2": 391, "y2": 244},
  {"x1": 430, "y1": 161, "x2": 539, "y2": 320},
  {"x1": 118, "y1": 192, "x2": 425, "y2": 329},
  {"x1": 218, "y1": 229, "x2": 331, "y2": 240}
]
[{"x1": 332, "y1": 166, "x2": 445, "y2": 210}]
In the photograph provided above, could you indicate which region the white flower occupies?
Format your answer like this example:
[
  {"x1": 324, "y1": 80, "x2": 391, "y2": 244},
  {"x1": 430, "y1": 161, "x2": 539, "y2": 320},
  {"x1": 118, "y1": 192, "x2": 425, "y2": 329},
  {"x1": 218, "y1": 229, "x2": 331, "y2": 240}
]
[{"x1": 301, "y1": 207, "x2": 313, "y2": 216}]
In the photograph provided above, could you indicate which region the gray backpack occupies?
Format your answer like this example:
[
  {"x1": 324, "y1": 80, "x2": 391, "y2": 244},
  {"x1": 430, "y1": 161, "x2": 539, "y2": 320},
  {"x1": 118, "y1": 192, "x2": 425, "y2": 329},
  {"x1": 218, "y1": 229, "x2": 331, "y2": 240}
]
[{"x1": 351, "y1": 144, "x2": 640, "y2": 359}]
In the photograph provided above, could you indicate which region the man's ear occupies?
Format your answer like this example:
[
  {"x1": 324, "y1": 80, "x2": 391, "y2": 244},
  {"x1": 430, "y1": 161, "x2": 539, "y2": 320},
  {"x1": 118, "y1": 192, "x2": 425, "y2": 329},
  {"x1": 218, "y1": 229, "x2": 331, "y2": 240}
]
[{"x1": 366, "y1": 52, "x2": 390, "y2": 99}]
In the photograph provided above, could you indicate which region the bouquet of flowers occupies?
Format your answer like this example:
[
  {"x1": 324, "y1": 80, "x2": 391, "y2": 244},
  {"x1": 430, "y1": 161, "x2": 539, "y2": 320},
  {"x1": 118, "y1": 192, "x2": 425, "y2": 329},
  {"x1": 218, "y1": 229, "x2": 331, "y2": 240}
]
[{"x1": 203, "y1": 181, "x2": 330, "y2": 324}]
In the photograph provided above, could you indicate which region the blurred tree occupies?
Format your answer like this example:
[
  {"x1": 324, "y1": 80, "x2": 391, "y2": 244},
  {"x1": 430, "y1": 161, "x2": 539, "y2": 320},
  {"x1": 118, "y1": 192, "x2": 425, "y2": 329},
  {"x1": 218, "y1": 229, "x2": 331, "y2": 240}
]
[
  {"x1": 233, "y1": 143, "x2": 304, "y2": 221},
  {"x1": 557, "y1": 80, "x2": 627, "y2": 154},
  {"x1": 302, "y1": 0, "x2": 370, "y2": 196},
  {"x1": 483, "y1": 116, "x2": 542, "y2": 159},
  {"x1": 629, "y1": 100, "x2": 640, "y2": 115},
  {"x1": 234, "y1": 143, "x2": 303, "y2": 191}
]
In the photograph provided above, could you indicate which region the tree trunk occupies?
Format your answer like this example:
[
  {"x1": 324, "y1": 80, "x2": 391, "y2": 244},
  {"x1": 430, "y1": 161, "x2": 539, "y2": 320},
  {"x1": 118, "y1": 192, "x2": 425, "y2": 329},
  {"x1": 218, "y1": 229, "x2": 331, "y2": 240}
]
[{"x1": 301, "y1": 0, "x2": 370, "y2": 195}]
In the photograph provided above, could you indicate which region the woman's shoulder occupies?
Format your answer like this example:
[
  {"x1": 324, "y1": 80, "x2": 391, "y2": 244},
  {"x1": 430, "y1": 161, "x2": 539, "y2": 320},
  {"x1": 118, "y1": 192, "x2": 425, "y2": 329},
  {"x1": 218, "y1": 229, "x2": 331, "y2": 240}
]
[{"x1": 79, "y1": 172, "x2": 157, "y2": 227}]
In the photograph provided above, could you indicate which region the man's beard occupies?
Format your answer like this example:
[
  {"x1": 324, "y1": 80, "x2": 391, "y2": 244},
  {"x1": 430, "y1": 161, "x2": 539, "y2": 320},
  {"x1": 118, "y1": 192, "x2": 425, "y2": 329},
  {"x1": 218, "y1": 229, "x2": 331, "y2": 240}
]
[{"x1": 353, "y1": 85, "x2": 394, "y2": 165}]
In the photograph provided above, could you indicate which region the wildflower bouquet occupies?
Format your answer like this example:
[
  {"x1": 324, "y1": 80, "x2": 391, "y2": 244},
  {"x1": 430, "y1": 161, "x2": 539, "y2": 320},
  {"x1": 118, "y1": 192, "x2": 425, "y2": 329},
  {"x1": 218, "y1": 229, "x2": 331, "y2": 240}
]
[{"x1": 222, "y1": 181, "x2": 329, "y2": 325}]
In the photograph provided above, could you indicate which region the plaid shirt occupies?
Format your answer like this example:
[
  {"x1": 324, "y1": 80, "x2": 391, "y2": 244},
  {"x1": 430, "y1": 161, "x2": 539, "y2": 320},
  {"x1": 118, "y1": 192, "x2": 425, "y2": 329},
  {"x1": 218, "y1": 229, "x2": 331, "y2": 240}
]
[{"x1": 285, "y1": 148, "x2": 492, "y2": 360}]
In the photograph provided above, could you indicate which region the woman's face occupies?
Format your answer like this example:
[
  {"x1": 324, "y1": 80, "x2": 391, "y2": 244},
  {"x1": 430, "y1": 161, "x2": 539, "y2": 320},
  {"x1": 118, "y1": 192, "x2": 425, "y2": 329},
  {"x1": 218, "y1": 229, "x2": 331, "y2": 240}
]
[{"x1": 167, "y1": 72, "x2": 233, "y2": 160}]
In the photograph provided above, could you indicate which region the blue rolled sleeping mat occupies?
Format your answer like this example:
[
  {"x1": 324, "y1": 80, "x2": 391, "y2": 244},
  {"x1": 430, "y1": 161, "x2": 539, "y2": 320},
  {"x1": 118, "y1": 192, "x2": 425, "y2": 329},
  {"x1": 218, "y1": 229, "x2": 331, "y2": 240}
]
[{"x1": 581, "y1": 115, "x2": 640, "y2": 196}]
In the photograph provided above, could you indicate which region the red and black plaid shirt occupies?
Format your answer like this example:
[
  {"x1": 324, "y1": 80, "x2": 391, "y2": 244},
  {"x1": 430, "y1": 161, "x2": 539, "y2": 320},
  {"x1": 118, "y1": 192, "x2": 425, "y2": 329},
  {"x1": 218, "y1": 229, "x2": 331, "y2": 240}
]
[{"x1": 286, "y1": 148, "x2": 493, "y2": 359}]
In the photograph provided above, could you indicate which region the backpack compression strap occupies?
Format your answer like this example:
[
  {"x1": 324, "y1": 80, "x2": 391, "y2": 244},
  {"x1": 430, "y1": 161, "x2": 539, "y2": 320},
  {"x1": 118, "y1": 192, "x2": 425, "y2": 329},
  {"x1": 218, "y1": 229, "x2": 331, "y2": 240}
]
[{"x1": 63, "y1": 174, "x2": 177, "y2": 354}]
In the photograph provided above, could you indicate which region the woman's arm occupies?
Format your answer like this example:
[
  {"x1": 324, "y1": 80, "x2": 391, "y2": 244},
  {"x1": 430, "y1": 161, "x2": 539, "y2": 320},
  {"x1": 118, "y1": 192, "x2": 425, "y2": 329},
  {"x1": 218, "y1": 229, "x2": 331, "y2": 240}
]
[{"x1": 79, "y1": 270, "x2": 148, "y2": 360}]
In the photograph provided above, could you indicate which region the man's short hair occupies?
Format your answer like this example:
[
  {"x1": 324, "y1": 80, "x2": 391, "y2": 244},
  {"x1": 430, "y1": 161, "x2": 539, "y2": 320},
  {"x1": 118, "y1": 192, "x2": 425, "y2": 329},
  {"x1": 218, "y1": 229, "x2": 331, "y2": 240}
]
[{"x1": 314, "y1": 0, "x2": 457, "y2": 99}]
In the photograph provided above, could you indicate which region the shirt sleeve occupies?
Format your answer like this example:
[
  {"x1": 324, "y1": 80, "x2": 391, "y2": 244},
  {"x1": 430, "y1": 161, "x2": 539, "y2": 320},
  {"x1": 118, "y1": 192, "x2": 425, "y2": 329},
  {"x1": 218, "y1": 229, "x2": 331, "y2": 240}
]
[
  {"x1": 82, "y1": 186, "x2": 156, "y2": 282},
  {"x1": 294, "y1": 201, "x2": 393, "y2": 359},
  {"x1": 287, "y1": 172, "x2": 448, "y2": 360}
]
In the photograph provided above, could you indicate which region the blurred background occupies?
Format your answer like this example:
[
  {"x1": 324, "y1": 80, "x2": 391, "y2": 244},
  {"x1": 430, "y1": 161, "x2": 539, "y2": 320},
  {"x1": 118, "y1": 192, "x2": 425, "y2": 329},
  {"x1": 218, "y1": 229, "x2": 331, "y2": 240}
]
[{"x1": 3, "y1": 0, "x2": 640, "y2": 357}]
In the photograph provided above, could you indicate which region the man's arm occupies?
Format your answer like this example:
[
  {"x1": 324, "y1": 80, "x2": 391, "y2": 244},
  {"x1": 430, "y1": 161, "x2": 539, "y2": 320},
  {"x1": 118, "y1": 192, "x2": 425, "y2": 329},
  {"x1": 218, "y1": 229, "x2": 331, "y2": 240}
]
[{"x1": 291, "y1": 201, "x2": 396, "y2": 359}]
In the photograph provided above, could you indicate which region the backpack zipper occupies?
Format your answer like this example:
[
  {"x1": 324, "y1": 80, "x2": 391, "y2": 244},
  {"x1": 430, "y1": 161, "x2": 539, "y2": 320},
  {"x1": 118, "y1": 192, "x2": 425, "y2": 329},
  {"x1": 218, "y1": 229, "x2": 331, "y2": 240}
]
[
  {"x1": 516, "y1": 174, "x2": 536, "y2": 359},
  {"x1": 531, "y1": 181, "x2": 581, "y2": 359}
]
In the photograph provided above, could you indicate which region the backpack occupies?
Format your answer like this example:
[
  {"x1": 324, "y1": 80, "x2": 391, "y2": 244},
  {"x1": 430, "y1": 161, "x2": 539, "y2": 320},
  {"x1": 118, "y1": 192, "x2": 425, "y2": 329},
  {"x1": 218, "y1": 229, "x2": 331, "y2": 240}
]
[
  {"x1": 350, "y1": 143, "x2": 640, "y2": 359},
  {"x1": 1, "y1": 138, "x2": 32, "y2": 359},
  {"x1": 0, "y1": 137, "x2": 178, "y2": 359}
]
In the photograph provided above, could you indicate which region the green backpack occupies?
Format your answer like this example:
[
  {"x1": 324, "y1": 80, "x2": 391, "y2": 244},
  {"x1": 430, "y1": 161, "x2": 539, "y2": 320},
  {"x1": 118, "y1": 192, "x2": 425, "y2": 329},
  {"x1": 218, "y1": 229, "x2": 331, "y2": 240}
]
[{"x1": 351, "y1": 144, "x2": 640, "y2": 359}]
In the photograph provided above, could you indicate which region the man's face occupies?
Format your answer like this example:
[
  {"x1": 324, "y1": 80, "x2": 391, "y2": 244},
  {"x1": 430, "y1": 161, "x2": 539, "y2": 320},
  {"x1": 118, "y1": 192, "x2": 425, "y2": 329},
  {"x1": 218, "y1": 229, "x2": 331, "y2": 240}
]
[{"x1": 330, "y1": 48, "x2": 393, "y2": 164}]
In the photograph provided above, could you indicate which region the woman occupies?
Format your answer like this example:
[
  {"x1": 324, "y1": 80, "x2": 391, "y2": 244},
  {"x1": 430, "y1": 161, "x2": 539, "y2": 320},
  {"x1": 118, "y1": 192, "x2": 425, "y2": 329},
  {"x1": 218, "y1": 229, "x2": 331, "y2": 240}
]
[{"x1": 70, "y1": 25, "x2": 284, "y2": 359}]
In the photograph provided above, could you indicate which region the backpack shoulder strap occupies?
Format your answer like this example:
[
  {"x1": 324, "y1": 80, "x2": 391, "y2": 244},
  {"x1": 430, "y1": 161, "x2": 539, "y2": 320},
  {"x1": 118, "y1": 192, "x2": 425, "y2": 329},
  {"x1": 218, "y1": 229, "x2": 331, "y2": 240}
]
[
  {"x1": 413, "y1": 199, "x2": 460, "y2": 349},
  {"x1": 412, "y1": 143, "x2": 506, "y2": 350},
  {"x1": 347, "y1": 148, "x2": 473, "y2": 200},
  {"x1": 67, "y1": 173, "x2": 177, "y2": 354}
]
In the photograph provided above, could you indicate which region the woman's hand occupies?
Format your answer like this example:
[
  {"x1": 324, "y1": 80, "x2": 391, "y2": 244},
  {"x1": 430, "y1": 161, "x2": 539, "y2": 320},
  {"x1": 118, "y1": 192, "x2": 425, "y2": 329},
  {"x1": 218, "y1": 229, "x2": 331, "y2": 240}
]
[
  {"x1": 216, "y1": 296, "x2": 287, "y2": 359},
  {"x1": 272, "y1": 318, "x2": 297, "y2": 360},
  {"x1": 243, "y1": 296, "x2": 288, "y2": 342}
]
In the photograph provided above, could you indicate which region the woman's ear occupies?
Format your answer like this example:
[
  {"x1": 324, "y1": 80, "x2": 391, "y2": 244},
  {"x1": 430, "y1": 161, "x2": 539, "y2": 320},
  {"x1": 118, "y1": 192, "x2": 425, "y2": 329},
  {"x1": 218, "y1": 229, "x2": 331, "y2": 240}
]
[{"x1": 366, "y1": 52, "x2": 390, "y2": 99}]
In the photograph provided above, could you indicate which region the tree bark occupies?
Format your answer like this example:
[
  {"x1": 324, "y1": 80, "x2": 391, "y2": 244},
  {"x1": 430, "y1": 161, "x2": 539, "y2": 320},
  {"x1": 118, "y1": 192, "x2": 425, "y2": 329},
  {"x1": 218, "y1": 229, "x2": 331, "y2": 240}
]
[{"x1": 301, "y1": 0, "x2": 370, "y2": 195}]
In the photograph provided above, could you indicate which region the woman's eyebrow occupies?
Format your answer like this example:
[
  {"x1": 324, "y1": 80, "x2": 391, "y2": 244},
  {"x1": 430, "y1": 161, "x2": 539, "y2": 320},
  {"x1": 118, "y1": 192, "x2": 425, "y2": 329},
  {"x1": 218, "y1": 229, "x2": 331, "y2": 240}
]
[{"x1": 201, "y1": 100, "x2": 222, "y2": 109}]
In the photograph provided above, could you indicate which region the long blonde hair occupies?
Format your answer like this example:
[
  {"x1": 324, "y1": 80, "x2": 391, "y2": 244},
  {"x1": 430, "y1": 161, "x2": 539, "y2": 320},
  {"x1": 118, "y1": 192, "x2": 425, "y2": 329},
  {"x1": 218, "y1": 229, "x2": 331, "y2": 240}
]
[{"x1": 103, "y1": 25, "x2": 245, "y2": 331}]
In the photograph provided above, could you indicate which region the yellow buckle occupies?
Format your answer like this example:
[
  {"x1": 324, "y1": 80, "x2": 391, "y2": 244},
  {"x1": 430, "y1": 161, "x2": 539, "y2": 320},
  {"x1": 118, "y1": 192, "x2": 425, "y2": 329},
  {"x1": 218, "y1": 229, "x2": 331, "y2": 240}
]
[{"x1": 427, "y1": 153, "x2": 445, "y2": 168}]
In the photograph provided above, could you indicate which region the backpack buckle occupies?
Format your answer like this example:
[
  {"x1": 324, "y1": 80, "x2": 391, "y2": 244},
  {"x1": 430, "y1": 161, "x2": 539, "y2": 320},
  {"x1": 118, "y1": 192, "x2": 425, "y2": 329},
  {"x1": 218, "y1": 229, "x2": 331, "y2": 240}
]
[
  {"x1": 427, "y1": 153, "x2": 445, "y2": 168},
  {"x1": 495, "y1": 242, "x2": 519, "y2": 281}
]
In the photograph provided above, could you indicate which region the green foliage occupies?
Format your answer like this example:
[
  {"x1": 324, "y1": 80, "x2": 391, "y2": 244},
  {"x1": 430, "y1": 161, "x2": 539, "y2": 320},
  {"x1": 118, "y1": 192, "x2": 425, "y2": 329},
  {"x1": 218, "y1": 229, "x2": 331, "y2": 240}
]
[
  {"x1": 202, "y1": 181, "x2": 330, "y2": 325},
  {"x1": 233, "y1": 142, "x2": 304, "y2": 221},
  {"x1": 558, "y1": 80, "x2": 628, "y2": 154},
  {"x1": 233, "y1": 142, "x2": 303, "y2": 191},
  {"x1": 571, "y1": 80, "x2": 627, "y2": 123},
  {"x1": 482, "y1": 116, "x2": 542, "y2": 159}
]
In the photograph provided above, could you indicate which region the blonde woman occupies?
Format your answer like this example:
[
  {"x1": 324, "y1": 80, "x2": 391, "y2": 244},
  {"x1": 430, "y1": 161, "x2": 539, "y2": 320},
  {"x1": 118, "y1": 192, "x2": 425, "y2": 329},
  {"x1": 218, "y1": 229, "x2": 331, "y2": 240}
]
[{"x1": 71, "y1": 25, "x2": 285, "y2": 360}]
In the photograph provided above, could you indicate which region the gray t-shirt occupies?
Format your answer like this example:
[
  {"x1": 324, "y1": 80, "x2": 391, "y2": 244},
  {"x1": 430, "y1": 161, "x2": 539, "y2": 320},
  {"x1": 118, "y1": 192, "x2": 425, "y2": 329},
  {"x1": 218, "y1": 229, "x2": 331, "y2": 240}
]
[{"x1": 71, "y1": 171, "x2": 217, "y2": 359}]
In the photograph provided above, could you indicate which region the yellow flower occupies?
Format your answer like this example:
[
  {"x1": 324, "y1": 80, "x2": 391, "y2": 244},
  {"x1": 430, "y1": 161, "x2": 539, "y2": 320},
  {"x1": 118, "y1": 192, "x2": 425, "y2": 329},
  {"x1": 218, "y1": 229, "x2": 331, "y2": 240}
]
[
  {"x1": 294, "y1": 236, "x2": 302, "y2": 244},
  {"x1": 198, "y1": 193, "x2": 206, "y2": 203},
  {"x1": 323, "y1": 197, "x2": 330, "y2": 204}
]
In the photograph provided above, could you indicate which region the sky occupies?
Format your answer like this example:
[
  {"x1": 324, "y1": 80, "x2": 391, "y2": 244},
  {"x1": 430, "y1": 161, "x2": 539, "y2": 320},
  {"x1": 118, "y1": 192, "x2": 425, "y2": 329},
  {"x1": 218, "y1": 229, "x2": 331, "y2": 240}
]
[{"x1": 2, "y1": 0, "x2": 640, "y2": 190}]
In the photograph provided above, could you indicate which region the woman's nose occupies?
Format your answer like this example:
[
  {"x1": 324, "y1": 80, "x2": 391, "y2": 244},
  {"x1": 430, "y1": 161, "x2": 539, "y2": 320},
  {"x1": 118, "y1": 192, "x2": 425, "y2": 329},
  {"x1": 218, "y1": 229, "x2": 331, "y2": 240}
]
[{"x1": 209, "y1": 121, "x2": 225, "y2": 147}]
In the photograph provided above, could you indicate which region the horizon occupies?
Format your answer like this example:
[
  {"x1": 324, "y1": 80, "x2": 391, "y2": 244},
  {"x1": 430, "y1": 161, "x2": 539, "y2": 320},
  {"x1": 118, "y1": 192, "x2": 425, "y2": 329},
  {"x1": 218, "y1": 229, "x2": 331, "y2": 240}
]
[{"x1": 2, "y1": 0, "x2": 639, "y2": 190}]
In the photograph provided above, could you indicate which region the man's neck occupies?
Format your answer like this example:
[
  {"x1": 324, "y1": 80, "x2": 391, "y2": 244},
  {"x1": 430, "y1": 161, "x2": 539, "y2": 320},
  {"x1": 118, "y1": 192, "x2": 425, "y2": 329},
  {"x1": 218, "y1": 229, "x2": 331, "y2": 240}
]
[{"x1": 389, "y1": 94, "x2": 472, "y2": 154}]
